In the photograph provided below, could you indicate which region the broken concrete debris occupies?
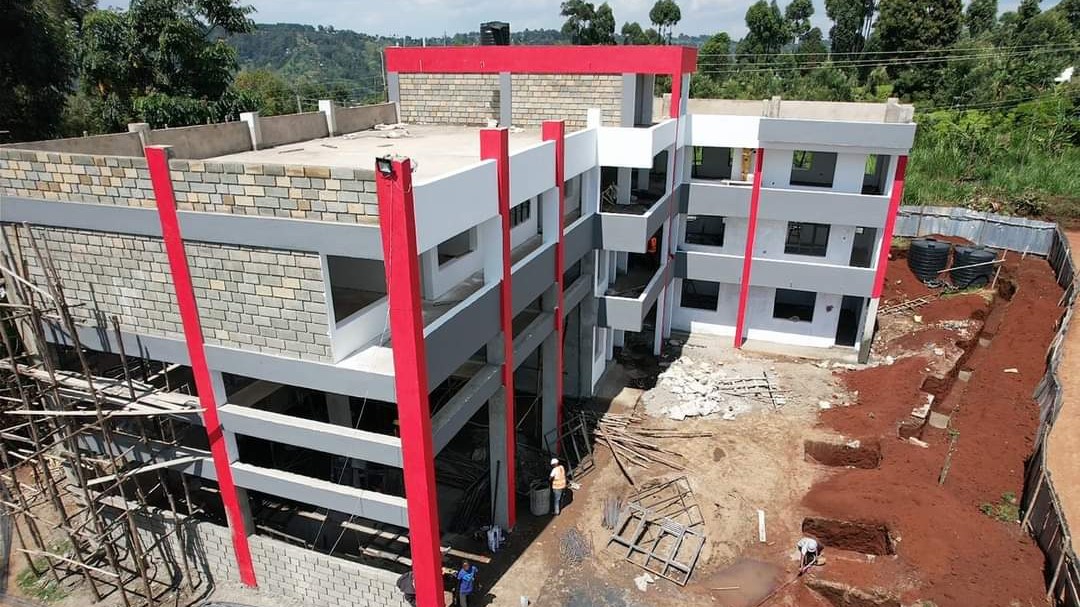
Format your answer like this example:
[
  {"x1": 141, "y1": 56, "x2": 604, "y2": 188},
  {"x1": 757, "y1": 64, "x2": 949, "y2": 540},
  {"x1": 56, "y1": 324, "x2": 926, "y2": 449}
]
[{"x1": 645, "y1": 357, "x2": 785, "y2": 420}]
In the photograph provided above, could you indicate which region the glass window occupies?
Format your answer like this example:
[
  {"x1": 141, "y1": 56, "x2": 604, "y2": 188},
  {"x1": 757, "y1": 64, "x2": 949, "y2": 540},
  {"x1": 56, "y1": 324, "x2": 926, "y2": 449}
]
[
  {"x1": 684, "y1": 215, "x2": 726, "y2": 247},
  {"x1": 773, "y1": 289, "x2": 816, "y2": 322},
  {"x1": 785, "y1": 222, "x2": 830, "y2": 257},
  {"x1": 680, "y1": 279, "x2": 720, "y2": 310},
  {"x1": 510, "y1": 199, "x2": 531, "y2": 228}
]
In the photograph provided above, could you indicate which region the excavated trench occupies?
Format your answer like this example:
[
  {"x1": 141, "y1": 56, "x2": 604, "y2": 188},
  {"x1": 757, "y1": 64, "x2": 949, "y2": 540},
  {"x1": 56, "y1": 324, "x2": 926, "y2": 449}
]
[
  {"x1": 802, "y1": 517, "x2": 894, "y2": 556},
  {"x1": 804, "y1": 440, "x2": 882, "y2": 469},
  {"x1": 806, "y1": 578, "x2": 901, "y2": 607}
]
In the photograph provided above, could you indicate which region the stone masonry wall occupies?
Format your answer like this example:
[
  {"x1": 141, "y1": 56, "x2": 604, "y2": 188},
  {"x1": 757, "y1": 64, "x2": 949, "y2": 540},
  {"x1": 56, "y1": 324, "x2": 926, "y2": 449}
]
[
  {"x1": 2, "y1": 226, "x2": 332, "y2": 361},
  {"x1": 0, "y1": 149, "x2": 379, "y2": 223},
  {"x1": 397, "y1": 73, "x2": 500, "y2": 125},
  {"x1": 510, "y1": 74, "x2": 623, "y2": 128},
  {"x1": 116, "y1": 509, "x2": 408, "y2": 607}
]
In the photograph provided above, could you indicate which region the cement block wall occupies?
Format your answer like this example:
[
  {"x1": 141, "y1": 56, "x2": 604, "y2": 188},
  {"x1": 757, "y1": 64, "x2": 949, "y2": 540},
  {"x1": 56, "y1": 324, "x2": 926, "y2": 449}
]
[
  {"x1": 510, "y1": 74, "x2": 622, "y2": 128},
  {"x1": 147, "y1": 121, "x2": 253, "y2": 159},
  {"x1": 260, "y1": 111, "x2": 331, "y2": 148},
  {"x1": 118, "y1": 510, "x2": 408, "y2": 607},
  {"x1": 397, "y1": 73, "x2": 500, "y2": 125},
  {"x1": 0, "y1": 150, "x2": 379, "y2": 223},
  {"x1": 2, "y1": 225, "x2": 333, "y2": 361},
  {"x1": 168, "y1": 160, "x2": 379, "y2": 223}
]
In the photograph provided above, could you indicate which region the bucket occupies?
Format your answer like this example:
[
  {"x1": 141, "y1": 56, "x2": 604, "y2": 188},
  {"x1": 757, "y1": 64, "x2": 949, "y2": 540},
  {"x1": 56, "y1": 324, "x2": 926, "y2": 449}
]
[{"x1": 529, "y1": 480, "x2": 551, "y2": 516}]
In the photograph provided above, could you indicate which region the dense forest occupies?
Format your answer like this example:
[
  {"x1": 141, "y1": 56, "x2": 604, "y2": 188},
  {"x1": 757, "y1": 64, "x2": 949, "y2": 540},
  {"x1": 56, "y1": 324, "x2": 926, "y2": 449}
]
[{"x1": 1, "y1": 0, "x2": 1077, "y2": 215}]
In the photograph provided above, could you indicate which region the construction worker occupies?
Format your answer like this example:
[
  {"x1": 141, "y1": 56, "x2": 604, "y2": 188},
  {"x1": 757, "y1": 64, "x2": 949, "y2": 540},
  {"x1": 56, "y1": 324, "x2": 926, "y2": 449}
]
[
  {"x1": 549, "y1": 458, "x2": 567, "y2": 516},
  {"x1": 797, "y1": 536, "x2": 821, "y2": 574},
  {"x1": 394, "y1": 570, "x2": 416, "y2": 606},
  {"x1": 455, "y1": 560, "x2": 477, "y2": 607}
]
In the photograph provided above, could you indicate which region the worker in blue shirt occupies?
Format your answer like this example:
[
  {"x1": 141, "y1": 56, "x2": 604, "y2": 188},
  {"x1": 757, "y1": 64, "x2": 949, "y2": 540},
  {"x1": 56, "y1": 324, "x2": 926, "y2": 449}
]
[{"x1": 455, "y1": 560, "x2": 477, "y2": 607}]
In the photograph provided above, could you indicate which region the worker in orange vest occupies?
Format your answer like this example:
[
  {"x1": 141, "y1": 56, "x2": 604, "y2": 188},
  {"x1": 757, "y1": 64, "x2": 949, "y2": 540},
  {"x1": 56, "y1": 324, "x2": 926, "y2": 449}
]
[{"x1": 549, "y1": 458, "x2": 567, "y2": 515}]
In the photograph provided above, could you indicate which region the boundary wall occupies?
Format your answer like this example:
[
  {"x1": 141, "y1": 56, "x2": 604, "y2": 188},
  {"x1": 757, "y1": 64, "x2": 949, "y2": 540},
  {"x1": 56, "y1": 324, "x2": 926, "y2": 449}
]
[{"x1": 896, "y1": 205, "x2": 1078, "y2": 606}]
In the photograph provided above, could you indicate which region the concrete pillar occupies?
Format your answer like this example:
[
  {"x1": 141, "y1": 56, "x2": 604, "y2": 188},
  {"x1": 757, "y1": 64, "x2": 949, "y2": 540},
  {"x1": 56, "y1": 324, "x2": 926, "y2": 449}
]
[
  {"x1": 857, "y1": 298, "x2": 878, "y2": 363},
  {"x1": 387, "y1": 72, "x2": 401, "y2": 121},
  {"x1": 541, "y1": 331, "x2": 559, "y2": 452},
  {"x1": 240, "y1": 111, "x2": 262, "y2": 150},
  {"x1": 127, "y1": 122, "x2": 150, "y2": 148},
  {"x1": 563, "y1": 305, "x2": 582, "y2": 399},
  {"x1": 587, "y1": 108, "x2": 602, "y2": 129},
  {"x1": 209, "y1": 372, "x2": 256, "y2": 534},
  {"x1": 620, "y1": 73, "x2": 637, "y2": 127},
  {"x1": 318, "y1": 100, "x2": 338, "y2": 136},
  {"x1": 617, "y1": 168, "x2": 632, "y2": 205},
  {"x1": 499, "y1": 72, "x2": 512, "y2": 127},
  {"x1": 488, "y1": 390, "x2": 512, "y2": 529}
]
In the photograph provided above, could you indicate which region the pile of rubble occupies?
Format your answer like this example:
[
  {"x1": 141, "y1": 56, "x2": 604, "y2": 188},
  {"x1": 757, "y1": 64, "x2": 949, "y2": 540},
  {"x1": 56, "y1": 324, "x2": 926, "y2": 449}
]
[{"x1": 643, "y1": 357, "x2": 785, "y2": 421}]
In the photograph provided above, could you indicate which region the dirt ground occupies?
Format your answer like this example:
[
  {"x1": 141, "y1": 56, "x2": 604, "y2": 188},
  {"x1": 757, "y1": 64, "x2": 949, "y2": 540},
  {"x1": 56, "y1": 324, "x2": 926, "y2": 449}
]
[
  {"x1": 486, "y1": 246, "x2": 1062, "y2": 607},
  {"x1": 1047, "y1": 231, "x2": 1080, "y2": 558},
  {"x1": 803, "y1": 249, "x2": 1061, "y2": 607},
  {"x1": 485, "y1": 340, "x2": 849, "y2": 607}
]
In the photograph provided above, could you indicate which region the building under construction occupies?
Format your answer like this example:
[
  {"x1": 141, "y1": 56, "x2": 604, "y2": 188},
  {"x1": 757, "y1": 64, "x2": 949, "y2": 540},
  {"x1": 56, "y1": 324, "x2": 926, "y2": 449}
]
[{"x1": 0, "y1": 44, "x2": 916, "y2": 607}]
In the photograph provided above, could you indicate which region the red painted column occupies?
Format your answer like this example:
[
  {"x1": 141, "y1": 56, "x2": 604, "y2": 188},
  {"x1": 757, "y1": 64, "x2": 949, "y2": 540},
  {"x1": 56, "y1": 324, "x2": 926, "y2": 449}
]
[
  {"x1": 871, "y1": 156, "x2": 909, "y2": 299},
  {"x1": 541, "y1": 121, "x2": 566, "y2": 436},
  {"x1": 144, "y1": 146, "x2": 257, "y2": 588},
  {"x1": 480, "y1": 128, "x2": 517, "y2": 528},
  {"x1": 733, "y1": 148, "x2": 766, "y2": 349},
  {"x1": 669, "y1": 71, "x2": 683, "y2": 119},
  {"x1": 375, "y1": 157, "x2": 445, "y2": 607}
]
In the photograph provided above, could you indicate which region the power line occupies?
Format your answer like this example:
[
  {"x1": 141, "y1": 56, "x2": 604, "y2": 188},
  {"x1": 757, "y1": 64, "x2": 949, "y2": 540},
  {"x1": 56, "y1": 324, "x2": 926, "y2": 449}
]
[
  {"x1": 695, "y1": 46, "x2": 1077, "y2": 75},
  {"x1": 694, "y1": 41, "x2": 1079, "y2": 58},
  {"x1": 920, "y1": 88, "x2": 1079, "y2": 113}
]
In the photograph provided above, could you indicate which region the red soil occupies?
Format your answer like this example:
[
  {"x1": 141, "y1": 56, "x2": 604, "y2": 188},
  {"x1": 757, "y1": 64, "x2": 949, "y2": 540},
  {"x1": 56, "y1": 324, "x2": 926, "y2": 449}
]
[{"x1": 804, "y1": 253, "x2": 1060, "y2": 607}]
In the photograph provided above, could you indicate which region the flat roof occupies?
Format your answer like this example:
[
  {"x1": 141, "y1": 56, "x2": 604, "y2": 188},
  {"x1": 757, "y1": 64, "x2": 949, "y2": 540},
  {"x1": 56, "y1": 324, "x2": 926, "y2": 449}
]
[{"x1": 210, "y1": 124, "x2": 544, "y2": 182}]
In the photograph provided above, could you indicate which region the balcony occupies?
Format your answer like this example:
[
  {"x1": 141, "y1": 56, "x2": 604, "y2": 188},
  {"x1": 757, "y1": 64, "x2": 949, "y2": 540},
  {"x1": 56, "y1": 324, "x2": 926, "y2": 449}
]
[
  {"x1": 596, "y1": 119, "x2": 677, "y2": 168},
  {"x1": 599, "y1": 189, "x2": 674, "y2": 254},
  {"x1": 598, "y1": 263, "x2": 672, "y2": 332}
]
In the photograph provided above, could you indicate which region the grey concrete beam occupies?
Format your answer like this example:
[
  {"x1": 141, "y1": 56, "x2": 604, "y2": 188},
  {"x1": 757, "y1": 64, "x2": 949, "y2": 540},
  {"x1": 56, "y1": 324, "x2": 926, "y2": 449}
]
[
  {"x1": 228, "y1": 380, "x2": 285, "y2": 407},
  {"x1": 424, "y1": 285, "x2": 501, "y2": 390},
  {"x1": 431, "y1": 364, "x2": 500, "y2": 454},
  {"x1": 563, "y1": 215, "x2": 597, "y2": 272},
  {"x1": 512, "y1": 312, "x2": 554, "y2": 370},
  {"x1": 77, "y1": 433, "x2": 217, "y2": 481},
  {"x1": 231, "y1": 462, "x2": 409, "y2": 527},
  {"x1": 511, "y1": 242, "x2": 557, "y2": 316},
  {"x1": 2, "y1": 196, "x2": 384, "y2": 259},
  {"x1": 563, "y1": 275, "x2": 592, "y2": 316},
  {"x1": 219, "y1": 404, "x2": 403, "y2": 467}
]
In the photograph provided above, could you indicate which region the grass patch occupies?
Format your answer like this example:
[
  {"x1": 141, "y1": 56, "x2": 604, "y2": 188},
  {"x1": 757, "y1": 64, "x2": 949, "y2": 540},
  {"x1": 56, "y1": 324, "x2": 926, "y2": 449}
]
[
  {"x1": 979, "y1": 491, "x2": 1020, "y2": 523},
  {"x1": 16, "y1": 558, "x2": 69, "y2": 603}
]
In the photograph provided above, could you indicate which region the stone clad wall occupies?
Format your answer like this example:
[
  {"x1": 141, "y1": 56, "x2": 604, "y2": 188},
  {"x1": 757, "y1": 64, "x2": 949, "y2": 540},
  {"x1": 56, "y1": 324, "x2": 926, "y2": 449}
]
[
  {"x1": 2, "y1": 226, "x2": 332, "y2": 361},
  {"x1": 0, "y1": 149, "x2": 379, "y2": 224},
  {"x1": 510, "y1": 74, "x2": 622, "y2": 128},
  {"x1": 397, "y1": 73, "x2": 500, "y2": 125}
]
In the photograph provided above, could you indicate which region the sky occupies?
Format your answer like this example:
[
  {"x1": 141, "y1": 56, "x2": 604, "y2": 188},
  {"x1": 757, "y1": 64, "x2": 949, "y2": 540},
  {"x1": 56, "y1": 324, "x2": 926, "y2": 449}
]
[{"x1": 103, "y1": 0, "x2": 1037, "y2": 39}]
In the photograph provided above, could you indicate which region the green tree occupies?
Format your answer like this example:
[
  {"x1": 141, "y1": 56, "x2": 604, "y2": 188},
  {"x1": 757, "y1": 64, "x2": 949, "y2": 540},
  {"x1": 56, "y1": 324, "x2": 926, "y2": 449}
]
[
  {"x1": 649, "y1": 0, "x2": 682, "y2": 43},
  {"x1": 876, "y1": 0, "x2": 963, "y2": 96},
  {"x1": 738, "y1": 0, "x2": 790, "y2": 57},
  {"x1": 965, "y1": 0, "x2": 997, "y2": 36},
  {"x1": 232, "y1": 68, "x2": 295, "y2": 116},
  {"x1": 784, "y1": 0, "x2": 814, "y2": 42},
  {"x1": 0, "y1": 0, "x2": 74, "y2": 141},
  {"x1": 1016, "y1": 0, "x2": 1040, "y2": 30},
  {"x1": 796, "y1": 27, "x2": 829, "y2": 66},
  {"x1": 825, "y1": 0, "x2": 875, "y2": 54},
  {"x1": 560, "y1": 0, "x2": 616, "y2": 44},
  {"x1": 698, "y1": 32, "x2": 733, "y2": 75}
]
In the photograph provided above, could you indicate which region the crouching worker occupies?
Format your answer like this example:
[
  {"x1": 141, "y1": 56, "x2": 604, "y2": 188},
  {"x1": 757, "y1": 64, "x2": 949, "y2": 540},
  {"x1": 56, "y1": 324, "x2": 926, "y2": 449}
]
[{"x1": 797, "y1": 536, "x2": 822, "y2": 574}]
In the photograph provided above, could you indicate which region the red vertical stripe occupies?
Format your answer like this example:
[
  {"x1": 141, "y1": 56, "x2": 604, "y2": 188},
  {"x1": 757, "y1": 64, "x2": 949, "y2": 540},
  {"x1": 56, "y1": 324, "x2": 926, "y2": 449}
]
[
  {"x1": 871, "y1": 156, "x2": 909, "y2": 299},
  {"x1": 734, "y1": 148, "x2": 765, "y2": 348},
  {"x1": 375, "y1": 158, "x2": 445, "y2": 607},
  {"x1": 542, "y1": 121, "x2": 566, "y2": 438},
  {"x1": 144, "y1": 146, "x2": 257, "y2": 587},
  {"x1": 480, "y1": 128, "x2": 517, "y2": 528},
  {"x1": 669, "y1": 71, "x2": 683, "y2": 119}
]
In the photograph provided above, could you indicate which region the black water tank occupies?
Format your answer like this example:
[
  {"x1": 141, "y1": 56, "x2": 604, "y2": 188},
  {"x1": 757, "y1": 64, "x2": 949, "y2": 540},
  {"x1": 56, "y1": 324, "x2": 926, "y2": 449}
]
[
  {"x1": 908, "y1": 238, "x2": 952, "y2": 283},
  {"x1": 481, "y1": 21, "x2": 510, "y2": 45},
  {"x1": 951, "y1": 246, "x2": 997, "y2": 288}
]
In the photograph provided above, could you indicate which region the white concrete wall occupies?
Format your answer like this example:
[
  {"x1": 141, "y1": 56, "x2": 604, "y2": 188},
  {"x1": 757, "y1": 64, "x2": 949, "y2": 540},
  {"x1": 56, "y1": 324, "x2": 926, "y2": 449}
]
[
  {"x1": 744, "y1": 286, "x2": 843, "y2": 348},
  {"x1": 671, "y1": 278, "x2": 739, "y2": 336}
]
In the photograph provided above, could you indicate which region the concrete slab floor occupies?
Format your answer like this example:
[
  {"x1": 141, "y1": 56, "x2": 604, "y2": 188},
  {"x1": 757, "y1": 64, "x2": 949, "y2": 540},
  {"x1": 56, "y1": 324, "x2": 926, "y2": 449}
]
[{"x1": 210, "y1": 124, "x2": 545, "y2": 183}]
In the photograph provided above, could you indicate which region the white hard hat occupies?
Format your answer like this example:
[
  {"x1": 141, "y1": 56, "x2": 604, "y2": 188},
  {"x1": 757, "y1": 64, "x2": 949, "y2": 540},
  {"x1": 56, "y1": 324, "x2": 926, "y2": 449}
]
[{"x1": 550, "y1": 458, "x2": 559, "y2": 465}]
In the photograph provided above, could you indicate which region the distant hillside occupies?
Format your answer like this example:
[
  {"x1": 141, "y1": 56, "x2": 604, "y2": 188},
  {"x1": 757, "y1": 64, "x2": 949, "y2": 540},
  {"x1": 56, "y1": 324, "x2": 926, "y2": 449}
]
[{"x1": 227, "y1": 23, "x2": 711, "y2": 93}]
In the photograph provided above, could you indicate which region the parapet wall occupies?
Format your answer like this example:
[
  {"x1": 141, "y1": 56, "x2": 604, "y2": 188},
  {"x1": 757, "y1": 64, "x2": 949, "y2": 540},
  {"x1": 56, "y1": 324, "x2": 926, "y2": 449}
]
[
  {"x1": 0, "y1": 149, "x2": 379, "y2": 223},
  {"x1": 397, "y1": 73, "x2": 500, "y2": 125},
  {"x1": 336, "y1": 102, "x2": 398, "y2": 134},
  {"x1": 0, "y1": 131, "x2": 144, "y2": 156},
  {"x1": 147, "y1": 121, "x2": 253, "y2": 159},
  {"x1": 260, "y1": 111, "x2": 331, "y2": 148}
]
